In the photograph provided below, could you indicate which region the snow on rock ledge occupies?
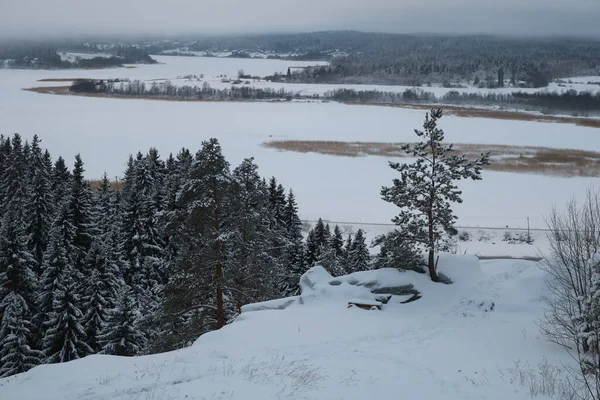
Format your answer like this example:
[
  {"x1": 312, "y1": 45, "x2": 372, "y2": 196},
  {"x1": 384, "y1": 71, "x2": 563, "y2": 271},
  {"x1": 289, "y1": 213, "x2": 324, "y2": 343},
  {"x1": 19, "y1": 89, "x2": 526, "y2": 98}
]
[
  {"x1": 240, "y1": 296, "x2": 300, "y2": 313},
  {"x1": 241, "y1": 254, "x2": 483, "y2": 312}
]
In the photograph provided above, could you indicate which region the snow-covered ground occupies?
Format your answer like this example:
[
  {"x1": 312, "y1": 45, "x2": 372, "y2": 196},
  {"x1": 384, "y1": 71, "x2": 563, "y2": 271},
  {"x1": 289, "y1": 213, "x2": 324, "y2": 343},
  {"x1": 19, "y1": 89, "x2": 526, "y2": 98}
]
[
  {"x1": 58, "y1": 52, "x2": 117, "y2": 62},
  {"x1": 0, "y1": 255, "x2": 570, "y2": 400},
  {"x1": 1, "y1": 56, "x2": 599, "y2": 244}
]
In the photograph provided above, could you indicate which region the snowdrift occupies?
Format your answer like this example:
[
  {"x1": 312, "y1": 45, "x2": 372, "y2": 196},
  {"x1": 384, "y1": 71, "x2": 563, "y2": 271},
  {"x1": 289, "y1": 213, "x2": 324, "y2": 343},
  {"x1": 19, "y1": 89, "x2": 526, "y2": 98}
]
[{"x1": 0, "y1": 256, "x2": 567, "y2": 400}]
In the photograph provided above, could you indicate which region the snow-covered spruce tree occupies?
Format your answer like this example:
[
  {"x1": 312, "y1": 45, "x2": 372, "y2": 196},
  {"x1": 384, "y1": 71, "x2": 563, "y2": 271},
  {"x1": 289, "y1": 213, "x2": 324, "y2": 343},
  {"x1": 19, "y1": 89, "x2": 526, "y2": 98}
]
[
  {"x1": 51, "y1": 156, "x2": 72, "y2": 205},
  {"x1": 37, "y1": 203, "x2": 78, "y2": 341},
  {"x1": 160, "y1": 138, "x2": 233, "y2": 349},
  {"x1": 81, "y1": 237, "x2": 122, "y2": 353},
  {"x1": 0, "y1": 209, "x2": 43, "y2": 377},
  {"x1": 277, "y1": 189, "x2": 308, "y2": 296},
  {"x1": 304, "y1": 227, "x2": 319, "y2": 267},
  {"x1": 347, "y1": 229, "x2": 371, "y2": 273},
  {"x1": 99, "y1": 285, "x2": 145, "y2": 356},
  {"x1": 42, "y1": 269, "x2": 92, "y2": 363},
  {"x1": 25, "y1": 135, "x2": 53, "y2": 270},
  {"x1": 0, "y1": 134, "x2": 29, "y2": 220},
  {"x1": 315, "y1": 225, "x2": 345, "y2": 277},
  {"x1": 120, "y1": 150, "x2": 166, "y2": 314},
  {"x1": 227, "y1": 158, "x2": 281, "y2": 311},
  {"x1": 0, "y1": 300, "x2": 44, "y2": 377},
  {"x1": 268, "y1": 177, "x2": 287, "y2": 228},
  {"x1": 266, "y1": 177, "x2": 288, "y2": 264},
  {"x1": 278, "y1": 240, "x2": 306, "y2": 297},
  {"x1": 331, "y1": 225, "x2": 345, "y2": 259},
  {"x1": 163, "y1": 148, "x2": 193, "y2": 212},
  {"x1": 69, "y1": 154, "x2": 95, "y2": 274},
  {"x1": 381, "y1": 108, "x2": 489, "y2": 282},
  {"x1": 283, "y1": 189, "x2": 302, "y2": 242}
]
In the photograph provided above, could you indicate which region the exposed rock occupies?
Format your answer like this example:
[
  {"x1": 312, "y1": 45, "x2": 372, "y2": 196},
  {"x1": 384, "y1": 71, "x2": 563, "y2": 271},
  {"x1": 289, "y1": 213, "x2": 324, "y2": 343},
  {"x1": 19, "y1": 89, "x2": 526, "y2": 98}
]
[{"x1": 372, "y1": 284, "x2": 417, "y2": 296}]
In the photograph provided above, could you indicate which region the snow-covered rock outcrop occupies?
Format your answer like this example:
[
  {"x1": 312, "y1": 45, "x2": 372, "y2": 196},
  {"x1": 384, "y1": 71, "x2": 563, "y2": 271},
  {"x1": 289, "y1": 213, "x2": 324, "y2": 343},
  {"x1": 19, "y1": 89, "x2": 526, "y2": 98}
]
[{"x1": 242, "y1": 253, "x2": 483, "y2": 312}]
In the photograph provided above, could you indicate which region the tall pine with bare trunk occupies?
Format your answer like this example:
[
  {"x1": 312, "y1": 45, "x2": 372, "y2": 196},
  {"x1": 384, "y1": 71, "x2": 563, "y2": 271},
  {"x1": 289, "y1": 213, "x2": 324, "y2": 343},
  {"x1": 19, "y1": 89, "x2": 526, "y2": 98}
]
[{"x1": 381, "y1": 109, "x2": 489, "y2": 281}]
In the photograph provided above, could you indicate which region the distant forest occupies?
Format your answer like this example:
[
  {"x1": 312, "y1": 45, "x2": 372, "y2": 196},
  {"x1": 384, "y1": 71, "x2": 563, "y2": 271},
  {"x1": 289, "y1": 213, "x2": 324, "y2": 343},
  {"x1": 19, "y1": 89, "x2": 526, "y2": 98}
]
[
  {"x1": 0, "y1": 44, "x2": 156, "y2": 69},
  {"x1": 3, "y1": 31, "x2": 599, "y2": 84},
  {"x1": 140, "y1": 32, "x2": 600, "y2": 86}
]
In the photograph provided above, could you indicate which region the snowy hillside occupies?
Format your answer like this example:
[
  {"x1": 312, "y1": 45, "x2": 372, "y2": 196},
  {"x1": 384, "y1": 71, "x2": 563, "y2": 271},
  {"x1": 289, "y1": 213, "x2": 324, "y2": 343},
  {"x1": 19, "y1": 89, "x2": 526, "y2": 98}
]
[{"x1": 0, "y1": 255, "x2": 569, "y2": 400}]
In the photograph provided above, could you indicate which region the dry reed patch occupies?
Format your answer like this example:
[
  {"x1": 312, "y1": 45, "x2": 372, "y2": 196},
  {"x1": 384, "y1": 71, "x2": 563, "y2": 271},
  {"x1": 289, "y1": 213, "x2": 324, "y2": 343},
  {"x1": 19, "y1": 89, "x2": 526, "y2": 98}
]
[
  {"x1": 23, "y1": 86, "x2": 71, "y2": 95},
  {"x1": 343, "y1": 103, "x2": 600, "y2": 129},
  {"x1": 263, "y1": 140, "x2": 600, "y2": 178}
]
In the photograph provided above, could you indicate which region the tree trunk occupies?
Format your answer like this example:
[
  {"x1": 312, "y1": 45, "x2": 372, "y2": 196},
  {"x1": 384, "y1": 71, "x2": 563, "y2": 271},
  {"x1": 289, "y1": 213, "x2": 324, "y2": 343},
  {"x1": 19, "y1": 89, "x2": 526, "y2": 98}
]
[
  {"x1": 215, "y1": 203, "x2": 225, "y2": 329},
  {"x1": 427, "y1": 203, "x2": 440, "y2": 282},
  {"x1": 215, "y1": 260, "x2": 224, "y2": 329},
  {"x1": 428, "y1": 248, "x2": 440, "y2": 282}
]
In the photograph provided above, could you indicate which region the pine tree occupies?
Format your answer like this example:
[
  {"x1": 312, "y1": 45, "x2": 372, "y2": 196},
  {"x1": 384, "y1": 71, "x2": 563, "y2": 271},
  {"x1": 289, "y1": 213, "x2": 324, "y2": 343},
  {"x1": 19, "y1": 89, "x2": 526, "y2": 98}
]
[
  {"x1": 373, "y1": 230, "x2": 424, "y2": 272},
  {"x1": 347, "y1": 229, "x2": 371, "y2": 273},
  {"x1": 0, "y1": 209, "x2": 43, "y2": 376},
  {"x1": 381, "y1": 109, "x2": 490, "y2": 281},
  {"x1": 161, "y1": 138, "x2": 232, "y2": 349},
  {"x1": 99, "y1": 286, "x2": 144, "y2": 356}
]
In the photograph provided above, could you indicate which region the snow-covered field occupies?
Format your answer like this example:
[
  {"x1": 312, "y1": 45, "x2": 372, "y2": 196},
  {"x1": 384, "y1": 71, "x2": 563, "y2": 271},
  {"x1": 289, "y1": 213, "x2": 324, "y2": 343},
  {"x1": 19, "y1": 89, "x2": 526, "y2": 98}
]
[
  {"x1": 0, "y1": 255, "x2": 571, "y2": 400},
  {"x1": 1, "y1": 56, "x2": 599, "y2": 246}
]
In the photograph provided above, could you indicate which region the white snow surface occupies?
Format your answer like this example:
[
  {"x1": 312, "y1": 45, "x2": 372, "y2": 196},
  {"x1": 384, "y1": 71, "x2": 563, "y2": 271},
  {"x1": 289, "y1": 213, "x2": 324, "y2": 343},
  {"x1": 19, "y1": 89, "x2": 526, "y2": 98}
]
[
  {"x1": 0, "y1": 56, "x2": 599, "y2": 236},
  {"x1": 58, "y1": 52, "x2": 117, "y2": 62},
  {"x1": 0, "y1": 255, "x2": 568, "y2": 400}
]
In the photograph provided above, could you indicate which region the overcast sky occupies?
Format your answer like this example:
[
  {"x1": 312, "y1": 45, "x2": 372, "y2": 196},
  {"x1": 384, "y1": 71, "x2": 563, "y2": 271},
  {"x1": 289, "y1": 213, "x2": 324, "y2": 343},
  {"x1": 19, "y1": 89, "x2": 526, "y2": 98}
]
[{"x1": 2, "y1": 0, "x2": 600, "y2": 39}]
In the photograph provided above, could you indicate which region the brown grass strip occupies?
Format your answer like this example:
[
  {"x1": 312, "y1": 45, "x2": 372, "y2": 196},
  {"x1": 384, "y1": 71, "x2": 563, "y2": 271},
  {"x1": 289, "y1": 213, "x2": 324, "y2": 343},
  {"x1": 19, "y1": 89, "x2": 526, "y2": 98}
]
[
  {"x1": 37, "y1": 78, "x2": 92, "y2": 82},
  {"x1": 22, "y1": 86, "x2": 296, "y2": 103},
  {"x1": 263, "y1": 140, "x2": 600, "y2": 178},
  {"x1": 343, "y1": 102, "x2": 600, "y2": 129},
  {"x1": 23, "y1": 86, "x2": 71, "y2": 95}
]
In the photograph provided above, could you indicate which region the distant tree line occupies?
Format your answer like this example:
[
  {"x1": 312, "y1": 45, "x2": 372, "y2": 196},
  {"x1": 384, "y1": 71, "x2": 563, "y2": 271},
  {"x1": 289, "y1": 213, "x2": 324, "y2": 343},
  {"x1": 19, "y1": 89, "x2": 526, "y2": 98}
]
[
  {"x1": 0, "y1": 44, "x2": 156, "y2": 69},
  {"x1": 70, "y1": 79, "x2": 600, "y2": 116},
  {"x1": 129, "y1": 32, "x2": 600, "y2": 85},
  {"x1": 326, "y1": 88, "x2": 600, "y2": 116},
  {"x1": 71, "y1": 80, "x2": 319, "y2": 101},
  {"x1": 0, "y1": 133, "x2": 376, "y2": 378}
]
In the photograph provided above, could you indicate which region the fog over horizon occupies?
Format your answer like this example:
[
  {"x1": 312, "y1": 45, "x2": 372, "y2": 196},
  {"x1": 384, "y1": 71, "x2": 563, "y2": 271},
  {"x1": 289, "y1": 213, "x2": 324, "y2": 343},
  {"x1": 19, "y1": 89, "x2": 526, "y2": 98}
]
[{"x1": 2, "y1": 0, "x2": 600, "y2": 40}]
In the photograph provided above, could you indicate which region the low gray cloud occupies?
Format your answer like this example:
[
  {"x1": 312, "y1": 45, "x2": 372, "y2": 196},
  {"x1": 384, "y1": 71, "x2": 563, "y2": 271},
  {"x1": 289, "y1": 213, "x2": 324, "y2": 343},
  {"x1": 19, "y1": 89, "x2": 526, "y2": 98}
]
[{"x1": 1, "y1": 0, "x2": 599, "y2": 39}]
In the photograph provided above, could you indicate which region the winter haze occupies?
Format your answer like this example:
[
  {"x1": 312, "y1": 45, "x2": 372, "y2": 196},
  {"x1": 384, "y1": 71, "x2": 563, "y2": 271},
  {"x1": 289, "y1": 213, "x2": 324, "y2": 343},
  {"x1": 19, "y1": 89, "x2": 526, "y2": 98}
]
[{"x1": 2, "y1": 0, "x2": 600, "y2": 39}]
